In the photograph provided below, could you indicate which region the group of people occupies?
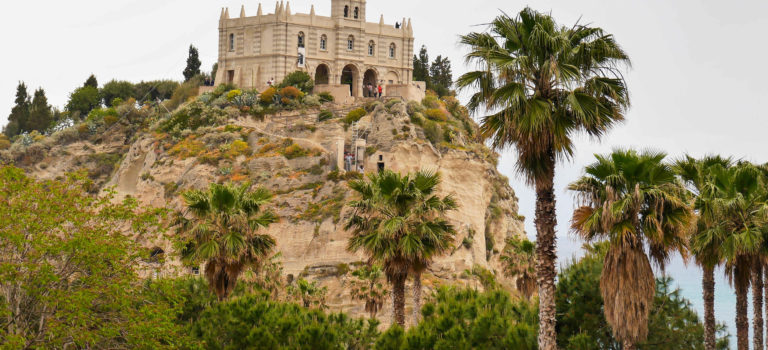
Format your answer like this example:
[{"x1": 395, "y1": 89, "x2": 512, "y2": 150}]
[
  {"x1": 365, "y1": 83, "x2": 383, "y2": 98},
  {"x1": 344, "y1": 152, "x2": 364, "y2": 172}
]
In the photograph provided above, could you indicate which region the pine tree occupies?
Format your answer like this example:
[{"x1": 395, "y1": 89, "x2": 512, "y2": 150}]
[
  {"x1": 183, "y1": 45, "x2": 202, "y2": 82},
  {"x1": 27, "y1": 88, "x2": 53, "y2": 132},
  {"x1": 84, "y1": 74, "x2": 98, "y2": 89},
  {"x1": 429, "y1": 55, "x2": 453, "y2": 96},
  {"x1": 412, "y1": 45, "x2": 430, "y2": 83},
  {"x1": 4, "y1": 82, "x2": 30, "y2": 137}
]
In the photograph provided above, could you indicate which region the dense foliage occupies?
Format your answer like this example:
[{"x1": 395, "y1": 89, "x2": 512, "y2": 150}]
[
  {"x1": 412, "y1": 46, "x2": 453, "y2": 97},
  {"x1": 0, "y1": 166, "x2": 192, "y2": 349},
  {"x1": 556, "y1": 243, "x2": 730, "y2": 349}
]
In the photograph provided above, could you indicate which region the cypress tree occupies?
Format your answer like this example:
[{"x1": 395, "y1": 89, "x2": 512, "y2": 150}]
[
  {"x1": 4, "y1": 82, "x2": 31, "y2": 137},
  {"x1": 183, "y1": 45, "x2": 202, "y2": 82},
  {"x1": 28, "y1": 88, "x2": 53, "y2": 132},
  {"x1": 84, "y1": 74, "x2": 98, "y2": 89}
]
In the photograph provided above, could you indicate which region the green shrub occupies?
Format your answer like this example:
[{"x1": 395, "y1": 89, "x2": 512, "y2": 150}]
[
  {"x1": 423, "y1": 121, "x2": 443, "y2": 145},
  {"x1": 165, "y1": 80, "x2": 200, "y2": 111},
  {"x1": 318, "y1": 92, "x2": 334, "y2": 102},
  {"x1": 159, "y1": 101, "x2": 228, "y2": 136},
  {"x1": 100, "y1": 80, "x2": 135, "y2": 107},
  {"x1": 260, "y1": 87, "x2": 277, "y2": 104},
  {"x1": 212, "y1": 83, "x2": 236, "y2": 98},
  {"x1": 364, "y1": 100, "x2": 383, "y2": 113},
  {"x1": 318, "y1": 109, "x2": 334, "y2": 122},
  {"x1": 406, "y1": 100, "x2": 425, "y2": 116},
  {"x1": 410, "y1": 112, "x2": 425, "y2": 126},
  {"x1": 303, "y1": 94, "x2": 321, "y2": 107},
  {"x1": 385, "y1": 99, "x2": 400, "y2": 110},
  {"x1": 278, "y1": 71, "x2": 315, "y2": 94},
  {"x1": 283, "y1": 142, "x2": 309, "y2": 159},
  {"x1": 343, "y1": 108, "x2": 367, "y2": 125},
  {"x1": 66, "y1": 86, "x2": 101, "y2": 116},
  {"x1": 422, "y1": 95, "x2": 442, "y2": 109},
  {"x1": 425, "y1": 108, "x2": 448, "y2": 122},
  {"x1": 133, "y1": 80, "x2": 180, "y2": 103}
]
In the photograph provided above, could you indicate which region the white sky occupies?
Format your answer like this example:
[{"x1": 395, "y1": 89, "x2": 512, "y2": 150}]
[{"x1": 2, "y1": 0, "x2": 767, "y2": 344}]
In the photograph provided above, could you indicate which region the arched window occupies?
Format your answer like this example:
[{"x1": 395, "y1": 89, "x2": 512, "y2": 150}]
[
  {"x1": 320, "y1": 34, "x2": 327, "y2": 51},
  {"x1": 368, "y1": 41, "x2": 375, "y2": 56},
  {"x1": 297, "y1": 32, "x2": 305, "y2": 48},
  {"x1": 389, "y1": 43, "x2": 396, "y2": 58},
  {"x1": 354, "y1": 7, "x2": 359, "y2": 19},
  {"x1": 347, "y1": 35, "x2": 355, "y2": 51},
  {"x1": 344, "y1": 5, "x2": 349, "y2": 17},
  {"x1": 229, "y1": 33, "x2": 235, "y2": 51}
]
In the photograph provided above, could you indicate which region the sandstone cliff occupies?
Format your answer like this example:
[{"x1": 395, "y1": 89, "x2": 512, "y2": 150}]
[{"x1": 3, "y1": 96, "x2": 526, "y2": 322}]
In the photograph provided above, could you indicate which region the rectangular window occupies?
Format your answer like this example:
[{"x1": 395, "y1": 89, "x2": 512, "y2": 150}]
[
  {"x1": 227, "y1": 70, "x2": 235, "y2": 84},
  {"x1": 320, "y1": 37, "x2": 327, "y2": 50},
  {"x1": 229, "y1": 34, "x2": 235, "y2": 51},
  {"x1": 347, "y1": 39, "x2": 354, "y2": 51}
]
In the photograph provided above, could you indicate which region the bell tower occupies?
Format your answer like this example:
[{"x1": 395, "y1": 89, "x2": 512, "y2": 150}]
[{"x1": 331, "y1": 0, "x2": 366, "y2": 21}]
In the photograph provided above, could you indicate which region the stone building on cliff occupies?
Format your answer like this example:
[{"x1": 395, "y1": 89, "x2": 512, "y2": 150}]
[{"x1": 213, "y1": 0, "x2": 426, "y2": 101}]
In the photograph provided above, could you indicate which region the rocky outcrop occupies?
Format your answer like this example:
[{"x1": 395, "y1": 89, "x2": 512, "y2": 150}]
[{"x1": 17, "y1": 100, "x2": 526, "y2": 322}]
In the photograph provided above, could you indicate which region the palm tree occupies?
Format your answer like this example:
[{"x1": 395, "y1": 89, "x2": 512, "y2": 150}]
[
  {"x1": 346, "y1": 170, "x2": 457, "y2": 326},
  {"x1": 500, "y1": 237, "x2": 537, "y2": 299},
  {"x1": 288, "y1": 278, "x2": 328, "y2": 309},
  {"x1": 569, "y1": 149, "x2": 694, "y2": 349},
  {"x1": 456, "y1": 8, "x2": 630, "y2": 348},
  {"x1": 704, "y1": 162, "x2": 768, "y2": 350},
  {"x1": 675, "y1": 155, "x2": 732, "y2": 350},
  {"x1": 349, "y1": 264, "x2": 388, "y2": 319},
  {"x1": 174, "y1": 183, "x2": 278, "y2": 300}
]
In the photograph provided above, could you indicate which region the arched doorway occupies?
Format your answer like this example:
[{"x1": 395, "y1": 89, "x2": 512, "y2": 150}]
[
  {"x1": 315, "y1": 64, "x2": 329, "y2": 85},
  {"x1": 363, "y1": 69, "x2": 377, "y2": 97},
  {"x1": 341, "y1": 64, "x2": 360, "y2": 97}
]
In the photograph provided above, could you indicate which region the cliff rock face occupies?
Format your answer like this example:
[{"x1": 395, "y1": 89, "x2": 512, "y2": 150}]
[{"x1": 11, "y1": 99, "x2": 526, "y2": 321}]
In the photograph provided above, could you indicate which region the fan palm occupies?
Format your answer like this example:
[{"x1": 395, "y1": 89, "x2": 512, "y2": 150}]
[
  {"x1": 703, "y1": 162, "x2": 768, "y2": 350},
  {"x1": 174, "y1": 183, "x2": 278, "y2": 300},
  {"x1": 349, "y1": 264, "x2": 388, "y2": 319},
  {"x1": 569, "y1": 149, "x2": 694, "y2": 349},
  {"x1": 500, "y1": 237, "x2": 537, "y2": 298},
  {"x1": 346, "y1": 170, "x2": 457, "y2": 326},
  {"x1": 457, "y1": 8, "x2": 630, "y2": 348},
  {"x1": 674, "y1": 155, "x2": 733, "y2": 350}
]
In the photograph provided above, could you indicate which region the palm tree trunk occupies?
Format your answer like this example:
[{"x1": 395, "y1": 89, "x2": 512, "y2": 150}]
[
  {"x1": 392, "y1": 276, "x2": 406, "y2": 327},
  {"x1": 535, "y1": 159, "x2": 558, "y2": 350},
  {"x1": 735, "y1": 264, "x2": 750, "y2": 350},
  {"x1": 702, "y1": 265, "x2": 716, "y2": 350},
  {"x1": 413, "y1": 270, "x2": 422, "y2": 324},
  {"x1": 622, "y1": 339, "x2": 635, "y2": 350},
  {"x1": 753, "y1": 261, "x2": 764, "y2": 350}
]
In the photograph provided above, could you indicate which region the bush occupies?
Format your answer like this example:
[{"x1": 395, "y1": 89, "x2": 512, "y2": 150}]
[
  {"x1": 226, "y1": 89, "x2": 242, "y2": 101},
  {"x1": 100, "y1": 80, "x2": 135, "y2": 107},
  {"x1": 212, "y1": 83, "x2": 237, "y2": 98},
  {"x1": 303, "y1": 94, "x2": 321, "y2": 107},
  {"x1": 260, "y1": 87, "x2": 277, "y2": 104},
  {"x1": 423, "y1": 121, "x2": 443, "y2": 145},
  {"x1": 224, "y1": 139, "x2": 251, "y2": 158},
  {"x1": 318, "y1": 109, "x2": 334, "y2": 122},
  {"x1": 280, "y1": 86, "x2": 304, "y2": 104},
  {"x1": 425, "y1": 108, "x2": 448, "y2": 122},
  {"x1": 278, "y1": 71, "x2": 314, "y2": 94},
  {"x1": 165, "y1": 80, "x2": 200, "y2": 111},
  {"x1": 283, "y1": 143, "x2": 308, "y2": 159},
  {"x1": 393, "y1": 287, "x2": 538, "y2": 350},
  {"x1": 343, "y1": 108, "x2": 367, "y2": 125},
  {"x1": 133, "y1": 80, "x2": 180, "y2": 104},
  {"x1": 158, "y1": 101, "x2": 228, "y2": 137},
  {"x1": 364, "y1": 100, "x2": 383, "y2": 113},
  {"x1": 422, "y1": 95, "x2": 442, "y2": 109},
  {"x1": 318, "y1": 92, "x2": 334, "y2": 102},
  {"x1": 0, "y1": 135, "x2": 11, "y2": 150},
  {"x1": 410, "y1": 112, "x2": 425, "y2": 127},
  {"x1": 50, "y1": 127, "x2": 80, "y2": 145},
  {"x1": 406, "y1": 100, "x2": 425, "y2": 116},
  {"x1": 66, "y1": 86, "x2": 101, "y2": 116}
]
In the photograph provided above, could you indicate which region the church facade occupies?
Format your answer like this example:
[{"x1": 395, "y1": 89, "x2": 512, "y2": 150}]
[{"x1": 214, "y1": 0, "x2": 423, "y2": 100}]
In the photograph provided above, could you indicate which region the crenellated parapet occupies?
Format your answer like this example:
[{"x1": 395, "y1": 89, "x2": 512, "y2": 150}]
[{"x1": 215, "y1": 1, "x2": 419, "y2": 101}]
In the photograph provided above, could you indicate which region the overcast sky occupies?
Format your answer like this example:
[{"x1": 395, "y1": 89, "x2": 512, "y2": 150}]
[{"x1": 2, "y1": 0, "x2": 767, "y2": 343}]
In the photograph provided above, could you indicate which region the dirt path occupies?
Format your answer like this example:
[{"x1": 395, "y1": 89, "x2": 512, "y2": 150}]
[{"x1": 234, "y1": 116, "x2": 330, "y2": 153}]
